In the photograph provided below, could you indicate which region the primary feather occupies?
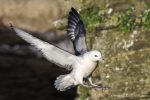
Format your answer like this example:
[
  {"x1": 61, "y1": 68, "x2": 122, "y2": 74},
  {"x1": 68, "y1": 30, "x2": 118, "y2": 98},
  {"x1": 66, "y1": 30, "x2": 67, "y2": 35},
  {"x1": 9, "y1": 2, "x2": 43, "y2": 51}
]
[
  {"x1": 67, "y1": 7, "x2": 87, "y2": 55},
  {"x1": 10, "y1": 7, "x2": 105, "y2": 91},
  {"x1": 12, "y1": 26, "x2": 76, "y2": 70}
]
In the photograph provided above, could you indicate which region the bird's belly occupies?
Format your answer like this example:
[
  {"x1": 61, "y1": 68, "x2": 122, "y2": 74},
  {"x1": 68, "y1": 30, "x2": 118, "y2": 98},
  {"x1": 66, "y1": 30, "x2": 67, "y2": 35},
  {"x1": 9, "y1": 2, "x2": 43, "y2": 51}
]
[
  {"x1": 75, "y1": 62, "x2": 97, "y2": 78},
  {"x1": 83, "y1": 64, "x2": 96, "y2": 77}
]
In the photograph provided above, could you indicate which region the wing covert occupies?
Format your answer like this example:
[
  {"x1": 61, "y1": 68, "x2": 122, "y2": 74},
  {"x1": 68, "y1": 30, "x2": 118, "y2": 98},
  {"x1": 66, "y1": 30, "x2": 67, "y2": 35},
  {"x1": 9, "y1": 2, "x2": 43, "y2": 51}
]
[{"x1": 12, "y1": 25, "x2": 76, "y2": 70}]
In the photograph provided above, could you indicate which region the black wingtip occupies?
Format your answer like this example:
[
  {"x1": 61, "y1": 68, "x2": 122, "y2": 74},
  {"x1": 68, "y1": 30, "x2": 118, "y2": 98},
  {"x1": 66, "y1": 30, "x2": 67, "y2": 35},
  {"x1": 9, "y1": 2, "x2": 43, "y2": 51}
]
[
  {"x1": 71, "y1": 7, "x2": 77, "y2": 12},
  {"x1": 71, "y1": 7, "x2": 75, "y2": 10}
]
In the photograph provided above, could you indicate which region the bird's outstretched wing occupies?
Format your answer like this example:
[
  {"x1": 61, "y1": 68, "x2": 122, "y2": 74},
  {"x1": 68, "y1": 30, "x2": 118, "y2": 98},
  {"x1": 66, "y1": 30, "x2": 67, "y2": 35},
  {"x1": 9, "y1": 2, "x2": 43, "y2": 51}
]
[
  {"x1": 11, "y1": 25, "x2": 76, "y2": 70},
  {"x1": 67, "y1": 7, "x2": 87, "y2": 55}
]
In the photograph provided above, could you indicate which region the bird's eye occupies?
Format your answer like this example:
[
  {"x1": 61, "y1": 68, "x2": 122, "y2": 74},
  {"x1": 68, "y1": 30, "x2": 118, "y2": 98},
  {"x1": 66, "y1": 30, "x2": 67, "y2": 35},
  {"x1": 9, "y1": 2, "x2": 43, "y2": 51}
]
[{"x1": 94, "y1": 55, "x2": 98, "y2": 57}]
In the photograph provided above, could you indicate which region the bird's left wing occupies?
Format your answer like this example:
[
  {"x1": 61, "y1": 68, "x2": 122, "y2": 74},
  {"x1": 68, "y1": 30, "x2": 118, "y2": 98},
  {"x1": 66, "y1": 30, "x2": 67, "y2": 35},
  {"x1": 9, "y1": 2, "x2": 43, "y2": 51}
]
[
  {"x1": 11, "y1": 25, "x2": 77, "y2": 70},
  {"x1": 67, "y1": 7, "x2": 88, "y2": 55}
]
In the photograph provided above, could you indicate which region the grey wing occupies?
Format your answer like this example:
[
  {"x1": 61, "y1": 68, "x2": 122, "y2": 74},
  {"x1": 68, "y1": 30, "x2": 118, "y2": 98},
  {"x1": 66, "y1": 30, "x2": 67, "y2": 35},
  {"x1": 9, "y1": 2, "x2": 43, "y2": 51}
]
[
  {"x1": 12, "y1": 26, "x2": 77, "y2": 70},
  {"x1": 67, "y1": 7, "x2": 87, "y2": 55}
]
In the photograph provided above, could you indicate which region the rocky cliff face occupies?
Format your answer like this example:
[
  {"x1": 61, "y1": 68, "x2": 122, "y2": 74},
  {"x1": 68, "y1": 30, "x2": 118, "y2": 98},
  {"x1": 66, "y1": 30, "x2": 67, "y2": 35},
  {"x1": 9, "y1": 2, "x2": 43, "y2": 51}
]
[
  {"x1": 89, "y1": 29, "x2": 150, "y2": 100},
  {"x1": 0, "y1": 0, "x2": 150, "y2": 100},
  {"x1": 76, "y1": 0, "x2": 150, "y2": 100}
]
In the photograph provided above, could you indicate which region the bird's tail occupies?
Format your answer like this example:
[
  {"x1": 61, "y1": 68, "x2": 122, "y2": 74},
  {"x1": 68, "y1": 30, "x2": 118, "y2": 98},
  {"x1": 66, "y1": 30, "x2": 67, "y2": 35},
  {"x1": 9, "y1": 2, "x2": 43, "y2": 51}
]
[{"x1": 54, "y1": 74, "x2": 76, "y2": 91}]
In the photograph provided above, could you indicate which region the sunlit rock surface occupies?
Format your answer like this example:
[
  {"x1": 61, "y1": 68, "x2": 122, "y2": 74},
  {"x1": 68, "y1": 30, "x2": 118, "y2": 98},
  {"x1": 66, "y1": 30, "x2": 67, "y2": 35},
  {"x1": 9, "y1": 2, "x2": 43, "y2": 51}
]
[
  {"x1": 0, "y1": 0, "x2": 150, "y2": 100},
  {"x1": 75, "y1": 0, "x2": 150, "y2": 100}
]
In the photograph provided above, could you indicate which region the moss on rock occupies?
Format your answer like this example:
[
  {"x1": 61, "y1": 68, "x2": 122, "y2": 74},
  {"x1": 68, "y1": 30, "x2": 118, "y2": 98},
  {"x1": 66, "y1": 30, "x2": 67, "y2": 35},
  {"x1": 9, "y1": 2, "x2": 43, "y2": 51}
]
[{"x1": 76, "y1": 1, "x2": 150, "y2": 100}]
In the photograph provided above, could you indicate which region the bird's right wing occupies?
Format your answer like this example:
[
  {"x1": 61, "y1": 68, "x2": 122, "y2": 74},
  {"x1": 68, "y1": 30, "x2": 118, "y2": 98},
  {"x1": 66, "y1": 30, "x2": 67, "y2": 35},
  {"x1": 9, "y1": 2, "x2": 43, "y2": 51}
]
[{"x1": 11, "y1": 25, "x2": 77, "y2": 70}]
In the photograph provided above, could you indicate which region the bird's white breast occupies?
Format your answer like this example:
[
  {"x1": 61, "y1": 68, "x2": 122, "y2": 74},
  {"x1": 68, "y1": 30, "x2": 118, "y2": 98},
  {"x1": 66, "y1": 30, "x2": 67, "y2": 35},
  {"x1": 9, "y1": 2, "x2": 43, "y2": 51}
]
[
  {"x1": 81, "y1": 59, "x2": 97, "y2": 77},
  {"x1": 72, "y1": 57, "x2": 97, "y2": 80}
]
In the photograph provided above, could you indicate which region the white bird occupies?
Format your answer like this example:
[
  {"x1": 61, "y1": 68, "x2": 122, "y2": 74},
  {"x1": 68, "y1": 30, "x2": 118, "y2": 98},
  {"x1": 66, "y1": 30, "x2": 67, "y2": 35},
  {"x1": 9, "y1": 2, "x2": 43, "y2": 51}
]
[{"x1": 11, "y1": 7, "x2": 109, "y2": 91}]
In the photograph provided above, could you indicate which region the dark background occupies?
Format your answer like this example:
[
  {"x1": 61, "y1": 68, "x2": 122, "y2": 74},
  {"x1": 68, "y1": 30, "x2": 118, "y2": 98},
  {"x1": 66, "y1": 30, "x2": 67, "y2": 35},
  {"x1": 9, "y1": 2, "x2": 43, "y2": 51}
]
[
  {"x1": 0, "y1": 0, "x2": 77, "y2": 100},
  {"x1": 0, "y1": 0, "x2": 150, "y2": 100}
]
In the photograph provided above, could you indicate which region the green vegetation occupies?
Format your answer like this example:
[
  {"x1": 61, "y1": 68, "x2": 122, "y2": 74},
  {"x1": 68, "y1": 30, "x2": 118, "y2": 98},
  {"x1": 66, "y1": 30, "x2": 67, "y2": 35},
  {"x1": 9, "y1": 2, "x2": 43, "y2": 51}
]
[
  {"x1": 80, "y1": 6, "x2": 105, "y2": 47},
  {"x1": 81, "y1": 6, "x2": 104, "y2": 32},
  {"x1": 76, "y1": 1, "x2": 150, "y2": 100},
  {"x1": 81, "y1": 6, "x2": 150, "y2": 33},
  {"x1": 1, "y1": 0, "x2": 149, "y2": 100},
  {"x1": 78, "y1": 86, "x2": 90, "y2": 100},
  {"x1": 143, "y1": 9, "x2": 150, "y2": 28},
  {"x1": 118, "y1": 7, "x2": 136, "y2": 32}
]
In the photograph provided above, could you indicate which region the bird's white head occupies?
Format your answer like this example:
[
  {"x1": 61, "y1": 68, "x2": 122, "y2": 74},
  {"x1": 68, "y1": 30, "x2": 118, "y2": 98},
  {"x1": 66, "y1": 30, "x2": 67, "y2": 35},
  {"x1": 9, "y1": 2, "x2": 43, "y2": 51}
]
[{"x1": 85, "y1": 50, "x2": 104, "y2": 62}]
